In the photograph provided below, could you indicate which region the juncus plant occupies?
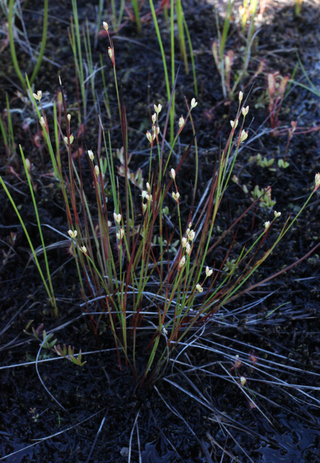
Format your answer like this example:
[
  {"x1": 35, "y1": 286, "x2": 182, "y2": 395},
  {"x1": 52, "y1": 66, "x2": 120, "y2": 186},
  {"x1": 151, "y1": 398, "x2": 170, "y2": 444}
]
[{"x1": 2, "y1": 39, "x2": 320, "y2": 387}]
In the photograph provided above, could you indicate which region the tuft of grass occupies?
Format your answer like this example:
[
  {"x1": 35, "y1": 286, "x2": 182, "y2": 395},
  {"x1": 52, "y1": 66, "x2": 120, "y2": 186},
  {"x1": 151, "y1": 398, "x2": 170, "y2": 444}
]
[
  {"x1": 2, "y1": 16, "x2": 320, "y2": 392},
  {"x1": 213, "y1": 0, "x2": 263, "y2": 99},
  {"x1": 8, "y1": 55, "x2": 317, "y2": 387}
]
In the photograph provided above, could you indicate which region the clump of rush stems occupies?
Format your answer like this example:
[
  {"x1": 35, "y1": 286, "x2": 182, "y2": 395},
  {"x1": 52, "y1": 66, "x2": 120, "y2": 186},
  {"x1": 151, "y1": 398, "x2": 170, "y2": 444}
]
[
  {"x1": 212, "y1": 0, "x2": 264, "y2": 100},
  {"x1": 2, "y1": 34, "x2": 320, "y2": 388}
]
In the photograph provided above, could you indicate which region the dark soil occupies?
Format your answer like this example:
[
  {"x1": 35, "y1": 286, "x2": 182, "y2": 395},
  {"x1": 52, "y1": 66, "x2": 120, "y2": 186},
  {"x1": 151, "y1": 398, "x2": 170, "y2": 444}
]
[{"x1": 1, "y1": 0, "x2": 320, "y2": 461}]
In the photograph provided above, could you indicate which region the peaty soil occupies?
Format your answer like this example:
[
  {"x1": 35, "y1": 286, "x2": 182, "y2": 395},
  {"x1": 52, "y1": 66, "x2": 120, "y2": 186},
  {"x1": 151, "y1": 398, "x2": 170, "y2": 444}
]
[{"x1": 1, "y1": 0, "x2": 320, "y2": 461}]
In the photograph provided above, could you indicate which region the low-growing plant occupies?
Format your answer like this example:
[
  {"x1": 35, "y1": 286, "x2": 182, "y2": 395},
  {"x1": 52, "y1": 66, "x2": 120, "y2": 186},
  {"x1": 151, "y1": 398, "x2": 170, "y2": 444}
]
[
  {"x1": 2, "y1": 57, "x2": 319, "y2": 390},
  {"x1": 278, "y1": 158, "x2": 290, "y2": 169},
  {"x1": 24, "y1": 321, "x2": 86, "y2": 366},
  {"x1": 2, "y1": 18, "x2": 320, "y2": 395},
  {"x1": 212, "y1": 0, "x2": 264, "y2": 99},
  {"x1": 251, "y1": 185, "x2": 276, "y2": 209},
  {"x1": 249, "y1": 153, "x2": 275, "y2": 170},
  {"x1": 267, "y1": 71, "x2": 290, "y2": 134}
]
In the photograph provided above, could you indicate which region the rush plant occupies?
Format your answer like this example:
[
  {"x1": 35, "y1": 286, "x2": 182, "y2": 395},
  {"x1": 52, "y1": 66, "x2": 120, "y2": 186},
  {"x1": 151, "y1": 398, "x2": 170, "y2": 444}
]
[
  {"x1": 2, "y1": 51, "x2": 318, "y2": 388},
  {"x1": 2, "y1": 25, "x2": 319, "y2": 389},
  {"x1": 212, "y1": 0, "x2": 264, "y2": 99}
]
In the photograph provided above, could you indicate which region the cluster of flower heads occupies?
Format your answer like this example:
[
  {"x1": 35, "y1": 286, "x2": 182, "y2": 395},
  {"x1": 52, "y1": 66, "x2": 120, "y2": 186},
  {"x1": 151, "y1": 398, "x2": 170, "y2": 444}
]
[
  {"x1": 176, "y1": 221, "x2": 213, "y2": 293},
  {"x1": 141, "y1": 182, "x2": 153, "y2": 213},
  {"x1": 195, "y1": 266, "x2": 214, "y2": 293},
  {"x1": 67, "y1": 229, "x2": 87, "y2": 255},
  {"x1": 145, "y1": 99, "x2": 198, "y2": 146},
  {"x1": 146, "y1": 104, "x2": 162, "y2": 145},
  {"x1": 179, "y1": 223, "x2": 195, "y2": 259},
  {"x1": 263, "y1": 210, "x2": 282, "y2": 232},
  {"x1": 230, "y1": 96, "x2": 250, "y2": 143}
]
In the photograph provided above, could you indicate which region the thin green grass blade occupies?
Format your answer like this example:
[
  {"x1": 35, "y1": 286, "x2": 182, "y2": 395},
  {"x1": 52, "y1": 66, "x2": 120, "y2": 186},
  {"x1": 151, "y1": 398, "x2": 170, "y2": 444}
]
[
  {"x1": 30, "y1": 0, "x2": 48, "y2": 84},
  {"x1": 8, "y1": 0, "x2": 26, "y2": 90},
  {"x1": 183, "y1": 16, "x2": 198, "y2": 96},
  {"x1": 0, "y1": 176, "x2": 56, "y2": 314},
  {"x1": 149, "y1": 0, "x2": 174, "y2": 143},
  {"x1": 19, "y1": 145, "x2": 57, "y2": 315},
  {"x1": 176, "y1": 0, "x2": 188, "y2": 73}
]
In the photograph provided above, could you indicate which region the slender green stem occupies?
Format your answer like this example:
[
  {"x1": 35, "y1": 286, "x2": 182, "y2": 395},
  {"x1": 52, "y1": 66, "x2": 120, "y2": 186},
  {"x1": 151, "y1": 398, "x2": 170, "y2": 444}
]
[
  {"x1": 176, "y1": 0, "x2": 188, "y2": 73},
  {"x1": 149, "y1": 0, "x2": 174, "y2": 143},
  {"x1": 131, "y1": 0, "x2": 142, "y2": 35},
  {"x1": 183, "y1": 16, "x2": 198, "y2": 95},
  {"x1": 30, "y1": 0, "x2": 48, "y2": 84},
  {"x1": 20, "y1": 145, "x2": 57, "y2": 314},
  {"x1": 8, "y1": 0, "x2": 26, "y2": 90},
  {"x1": 0, "y1": 177, "x2": 57, "y2": 314}
]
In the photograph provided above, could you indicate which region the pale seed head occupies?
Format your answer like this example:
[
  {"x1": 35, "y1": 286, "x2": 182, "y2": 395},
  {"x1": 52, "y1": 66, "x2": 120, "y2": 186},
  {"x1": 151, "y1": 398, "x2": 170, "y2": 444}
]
[
  {"x1": 33, "y1": 90, "x2": 42, "y2": 101},
  {"x1": 187, "y1": 229, "x2": 195, "y2": 241},
  {"x1": 116, "y1": 228, "x2": 124, "y2": 240},
  {"x1": 178, "y1": 116, "x2": 185, "y2": 129},
  {"x1": 206, "y1": 266, "x2": 213, "y2": 277},
  {"x1": 186, "y1": 243, "x2": 192, "y2": 256},
  {"x1": 68, "y1": 230, "x2": 77, "y2": 239},
  {"x1": 154, "y1": 104, "x2": 162, "y2": 114},
  {"x1": 179, "y1": 256, "x2": 186, "y2": 269},
  {"x1": 240, "y1": 130, "x2": 248, "y2": 143},
  {"x1": 64, "y1": 134, "x2": 74, "y2": 145},
  {"x1": 230, "y1": 119, "x2": 238, "y2": 129},
  {"x1": 114, "y1": 213, "x2": 122, "y2": 224},
  {"x1": 146, "y1": 131, "x2": 152, "y2": 144},
  {"x1": 196, "y1": 284, "x2": 203, "y2": 293},
  {"x1": 190, "y1": 98, "x2": 198, "y2": 109},
  {"x1": 241, "y1": 105, "x2": 249, "y2": 116},
  {"x1": 172, "y1": 191, "x2": 180, "y2": 202}
]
